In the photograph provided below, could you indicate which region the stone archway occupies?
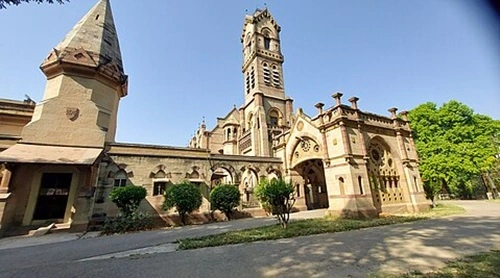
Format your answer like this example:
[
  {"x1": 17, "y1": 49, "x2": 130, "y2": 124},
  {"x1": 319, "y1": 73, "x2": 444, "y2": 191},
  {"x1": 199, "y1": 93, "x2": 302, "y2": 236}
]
[
  {"x1": 367, "y1": 138, "x2": 403, "y2": 213},
  {"x1": 293, "y1": 159, "x2": 329, "y2": 210}
]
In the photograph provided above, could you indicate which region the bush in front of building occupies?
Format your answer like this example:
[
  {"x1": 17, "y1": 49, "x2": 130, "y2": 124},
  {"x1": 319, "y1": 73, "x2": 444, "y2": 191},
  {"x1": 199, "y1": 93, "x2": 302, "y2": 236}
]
[
  {"x1": 255, "y1": 178, "x2": 295, "y2": 229},
  {"x1": 163, "y1": 182, "x2": 202, "y2": 225},
  {"x1": 108, "y1": 185, "x2": 147, "y2": 216},
  {"x1": 101, "y1": 211, "x2": 153, "y2": 235},
  {"x1": 210, "y1": 184, "x2": 241, "y2": 220}
]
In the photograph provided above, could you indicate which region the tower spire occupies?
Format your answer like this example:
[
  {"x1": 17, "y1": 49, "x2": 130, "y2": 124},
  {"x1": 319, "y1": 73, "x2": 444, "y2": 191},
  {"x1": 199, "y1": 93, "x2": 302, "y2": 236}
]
[{"x1": 41, "y1": 0, "x2": 127, "y2": 96}]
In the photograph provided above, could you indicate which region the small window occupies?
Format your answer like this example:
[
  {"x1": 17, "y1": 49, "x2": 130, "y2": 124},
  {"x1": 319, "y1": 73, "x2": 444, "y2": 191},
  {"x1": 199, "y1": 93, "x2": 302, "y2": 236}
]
[
  {"x1": 264, "y1": 37, "x2": 271, "y2": 50},
  {"x1": 153, "y1": 182, "x2": 166, "y2": 196},
  {"x1": 114, "y1": 171, "x2": 127, "y2": 187}
]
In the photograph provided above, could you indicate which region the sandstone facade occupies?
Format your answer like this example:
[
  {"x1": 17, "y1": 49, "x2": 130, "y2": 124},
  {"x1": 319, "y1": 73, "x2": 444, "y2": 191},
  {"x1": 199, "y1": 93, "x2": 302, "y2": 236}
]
[{"x1": 0, "y1": 0, "x2": 427, "y2": 235}]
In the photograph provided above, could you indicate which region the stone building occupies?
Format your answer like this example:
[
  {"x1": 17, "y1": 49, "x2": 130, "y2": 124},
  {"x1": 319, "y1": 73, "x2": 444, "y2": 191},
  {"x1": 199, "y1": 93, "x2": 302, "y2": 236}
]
[{"x1": 0, "y1": 0, "x2": 427, "y2": 234}]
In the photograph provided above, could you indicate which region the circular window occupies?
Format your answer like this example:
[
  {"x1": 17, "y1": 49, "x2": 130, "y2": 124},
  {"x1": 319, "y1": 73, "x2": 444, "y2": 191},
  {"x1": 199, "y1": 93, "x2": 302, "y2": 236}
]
[{"x1": 388, "y1": 158, "x2": 393, "y2": 167}]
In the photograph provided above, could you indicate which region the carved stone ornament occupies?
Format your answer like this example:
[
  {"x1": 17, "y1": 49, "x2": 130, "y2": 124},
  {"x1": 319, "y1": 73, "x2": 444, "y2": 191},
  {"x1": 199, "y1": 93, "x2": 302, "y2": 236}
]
[
  {"x1": 297, "y1": 121, "x2": 304, "y2": 131},
  {"x1": 66, "y1": 107, "x2": 80, "y2": 121}
]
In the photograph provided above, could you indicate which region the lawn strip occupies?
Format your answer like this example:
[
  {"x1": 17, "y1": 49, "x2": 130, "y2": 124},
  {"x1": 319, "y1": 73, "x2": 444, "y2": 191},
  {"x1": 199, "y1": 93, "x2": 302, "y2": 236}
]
[{"x1": 177, "y1": 204, "x2": 465, "y2": 250}]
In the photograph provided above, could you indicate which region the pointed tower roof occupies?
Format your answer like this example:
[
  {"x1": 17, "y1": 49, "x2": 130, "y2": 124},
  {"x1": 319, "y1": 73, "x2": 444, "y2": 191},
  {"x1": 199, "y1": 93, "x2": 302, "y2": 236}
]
[{"x1": 41, "y1": 0, "x2": 128, "y2": 96}]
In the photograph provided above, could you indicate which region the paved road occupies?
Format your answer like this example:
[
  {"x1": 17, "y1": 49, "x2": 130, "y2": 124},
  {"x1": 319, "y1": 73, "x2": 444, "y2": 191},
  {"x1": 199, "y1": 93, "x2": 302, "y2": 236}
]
[{"x1": 1, "y1": 201, "x2": 499, "y2": 277}]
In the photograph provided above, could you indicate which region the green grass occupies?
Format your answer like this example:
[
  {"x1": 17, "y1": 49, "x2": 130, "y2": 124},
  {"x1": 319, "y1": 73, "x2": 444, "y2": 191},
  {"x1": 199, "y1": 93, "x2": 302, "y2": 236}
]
[
  {"x1": 177, "y1": 204, "x2": 465, "y2": 250},
  {"x1": 370, "y1": 250, "x2": 500, "y2": 278}
]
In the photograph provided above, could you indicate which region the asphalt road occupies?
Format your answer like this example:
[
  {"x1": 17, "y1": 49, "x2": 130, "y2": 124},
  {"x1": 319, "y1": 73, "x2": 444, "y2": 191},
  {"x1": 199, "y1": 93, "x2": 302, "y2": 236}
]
[{"x1": 1, "y1": 201, "x2": 499, "y2": 278}]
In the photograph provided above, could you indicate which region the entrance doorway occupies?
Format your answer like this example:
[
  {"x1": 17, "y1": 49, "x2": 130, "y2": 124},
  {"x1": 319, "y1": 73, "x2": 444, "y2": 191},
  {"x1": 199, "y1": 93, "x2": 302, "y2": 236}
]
[
  {"x1": 33, "y1": 173, "x2": 72, "y2": 220},
  {"x1": 294, "y1": 159, "x2": 329, "y2": 210}
]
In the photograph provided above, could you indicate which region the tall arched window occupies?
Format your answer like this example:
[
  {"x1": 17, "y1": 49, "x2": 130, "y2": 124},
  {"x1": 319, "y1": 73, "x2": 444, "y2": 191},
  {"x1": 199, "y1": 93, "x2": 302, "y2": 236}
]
[
  {"x1": 263, "y1": 63, "x2": 271, "y2": 86},
  {"x1": 358, "y1": 176, "x2": 364, "y2": 195},
  {"x1": 263, "y1": 30, "x2": 271, "y2": 50},
  {"x1": 339, "y1": 177, "x2": 345, "y2": 195},
  {"x1": 272, "y1": 65, "x2": 281, "y2": 88}
]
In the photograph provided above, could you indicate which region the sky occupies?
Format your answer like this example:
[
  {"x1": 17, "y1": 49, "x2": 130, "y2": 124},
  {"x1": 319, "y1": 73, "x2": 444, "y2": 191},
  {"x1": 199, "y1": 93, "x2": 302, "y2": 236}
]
[{"x1": 1, "y1": 0, "x2": 499, "y2": 147}]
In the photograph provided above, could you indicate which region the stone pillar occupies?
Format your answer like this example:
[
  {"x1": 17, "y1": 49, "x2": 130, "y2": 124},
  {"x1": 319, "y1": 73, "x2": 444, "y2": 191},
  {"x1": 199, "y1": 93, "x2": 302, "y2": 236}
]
[
  {"x1": 315, "y1": 102, "x2": 330, "y2": 165},
  {"x1": 0, "y1": 166, "x2": 11, "y2": 194},
  {"x1": 348, "y1": 97, "x2": 359, "y2": 110},
  {"x1": 285, "y1": 98, "x2": 294, "y2": 126},
  {"x1": 315, "y1": 102, "x2": 324, "y2": 115},
  {"x1": 0, "y1": 165, "x2": 12, "y2": 231},
  {"x1": 388, "y1": 107, "x2": 398, "y2": 119},
  {"x1": 396, "y1": 131, "x2": 409, "y2": 161},
  {"x1": 400, "y1": 110, "x2": 409, "y2": 122},
  {"x1": 332, "y1": 92, "x2": 343, "y2": 107},
  {"x1": 339, "y1": 122, "x2": 353, "y2": 160}
]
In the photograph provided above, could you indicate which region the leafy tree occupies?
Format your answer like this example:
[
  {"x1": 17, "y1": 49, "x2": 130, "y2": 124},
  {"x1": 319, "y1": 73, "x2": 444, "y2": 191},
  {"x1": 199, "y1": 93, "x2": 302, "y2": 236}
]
[
  {"x1": 0, "y1": 0, "x2": 68, "y2": 9},
  {"x1": 409, "y1": 101, "x2": 500, "y2": 199},
  {"x1": 109, "y1": 186, "x2": 147, "y2": 216},
  {"x1": 255, "y1": 178, "x2": 295, "y2": 228},
  {"x1": 163, "y1": 182, "x2": 202, "y2": 225},
  {"x1": 210, "y1": 184, "x2": 241, "y2": 220},
  {"x1": 423, "y1": 180, "x2": 442, "y2": 207}
]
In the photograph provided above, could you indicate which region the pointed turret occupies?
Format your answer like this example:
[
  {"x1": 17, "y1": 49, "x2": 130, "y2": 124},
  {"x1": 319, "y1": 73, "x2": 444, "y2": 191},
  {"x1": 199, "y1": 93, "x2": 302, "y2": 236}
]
[
  {"x1": 21, "y1": 0, "x2": 127, "y2": 147},
  {"x1": 41, "y1": 0, "x2": 127, "y2": 97}
]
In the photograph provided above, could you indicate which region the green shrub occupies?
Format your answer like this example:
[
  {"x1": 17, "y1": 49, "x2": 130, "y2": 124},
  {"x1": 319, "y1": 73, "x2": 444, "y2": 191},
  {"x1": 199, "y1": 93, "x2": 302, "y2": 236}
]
[
  {"x1": 101, "y1": 211, "x2": 153, "y2": 235},
  {"x1": 109, "y1": 185, "x2": 147, "y2": 216},
  {"x1": 255, "y1": 178, "x2": 295, "y2": 228},
  {"x1": 210, "y1": 184, "x2": 241, "y2": 220},
  {"x1": 163, "y1": 182, "x2": 202, "y2": 225}
]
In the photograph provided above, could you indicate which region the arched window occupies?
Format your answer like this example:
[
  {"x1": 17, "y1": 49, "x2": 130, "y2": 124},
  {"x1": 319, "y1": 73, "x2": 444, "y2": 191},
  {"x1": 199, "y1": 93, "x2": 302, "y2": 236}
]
[
  {"x1": 263, "y1": 63, "x2": 271, "y2": 86},
  {"x1": 251, "y1": 67, "x2": 255, "y2": 89},
  {"x1": 247, "y1": 113, "x2": 253, "y2": 130},
  {"x1": 263, "y1": 29, "x2": 271, "y2": 50},
  {"x1": 245, "y1": 72, "x2": 250, "y2": 94},
  {"x1": 358, "y1": 176, "x2": 364, "y2": 195},
  {"x1": 153, "y1": 170, "x2": 167, "y2": 196},
  {"x1": 269, "y1": 109, "x2": 279, "y2": 127},
  {"x1": 339, "y1": 177, "x2": 345, "y2": 195},
  {"x1": 272, "y1": 65, "x2": 281, "y2": 88},
  {"x1": 114, "y1": 170, "x2": 127, "y2": 187}
]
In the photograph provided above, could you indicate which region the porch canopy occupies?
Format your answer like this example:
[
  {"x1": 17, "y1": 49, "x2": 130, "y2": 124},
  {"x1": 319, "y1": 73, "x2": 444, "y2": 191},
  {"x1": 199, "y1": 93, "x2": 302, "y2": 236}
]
[{"x1": 0, "y1": 143, "x2": 102, "y2": 165}]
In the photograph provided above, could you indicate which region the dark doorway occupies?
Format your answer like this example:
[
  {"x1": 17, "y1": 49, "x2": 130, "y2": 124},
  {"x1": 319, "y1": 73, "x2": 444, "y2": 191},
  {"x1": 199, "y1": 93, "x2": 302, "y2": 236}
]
[
  {"x1": 33, "y1": 173, "x2": 73, "y2": 220},
  {"x1": 294, "y1": 159, "x2": 329, "y2": 210}
]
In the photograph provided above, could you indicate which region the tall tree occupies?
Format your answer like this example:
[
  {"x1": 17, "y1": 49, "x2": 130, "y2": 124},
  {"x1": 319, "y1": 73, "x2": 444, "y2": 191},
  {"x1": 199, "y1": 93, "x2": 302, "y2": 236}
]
[
  {"x1": 0, "y1": 0, "x2": 68, "y2": 9},
  {"x1": 409, "y1": 100, "x2": 500, "y2": 199}
]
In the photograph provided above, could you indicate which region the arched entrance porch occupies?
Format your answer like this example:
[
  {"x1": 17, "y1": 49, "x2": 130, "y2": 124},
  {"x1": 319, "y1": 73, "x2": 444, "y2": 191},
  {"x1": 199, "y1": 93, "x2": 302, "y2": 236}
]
[{"x1": 293, "y1": 159, "x2": 329, "y2": 210}]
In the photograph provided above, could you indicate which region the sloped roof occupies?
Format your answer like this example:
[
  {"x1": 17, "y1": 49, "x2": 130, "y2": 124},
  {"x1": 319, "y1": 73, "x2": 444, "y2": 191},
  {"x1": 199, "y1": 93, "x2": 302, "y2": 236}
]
[
  {"x1": 54, "y1": 0, "x2": 123, "y2": 69},
  {"x1": 0, "y1": 144, "x2": 102, "y2": 165}
]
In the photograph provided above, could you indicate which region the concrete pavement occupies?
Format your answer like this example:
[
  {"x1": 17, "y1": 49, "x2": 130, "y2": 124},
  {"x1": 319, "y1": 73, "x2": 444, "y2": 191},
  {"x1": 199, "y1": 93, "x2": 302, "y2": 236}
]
[{"x1": 1, "y1": 201, "x2": 499, "y2": 277}]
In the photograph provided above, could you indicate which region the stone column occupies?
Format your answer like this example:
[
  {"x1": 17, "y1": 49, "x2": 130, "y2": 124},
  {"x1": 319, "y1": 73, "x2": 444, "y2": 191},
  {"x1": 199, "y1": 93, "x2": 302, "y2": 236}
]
[
  {"x1": 340, "y1": 121, "x2": 353, "y2": 159},
  {"x1": 0, "y1": 165, "x2": 11, "y2": 194},
  {"x1": 315, "y1": 102, "x2": 330, "y2": 165},
  {"x1": 348, "y1": 96, "x2": 359, "y2": 110},
  {"x1": 332, "y1": 92, "x2": 343, "y2": 107}
]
